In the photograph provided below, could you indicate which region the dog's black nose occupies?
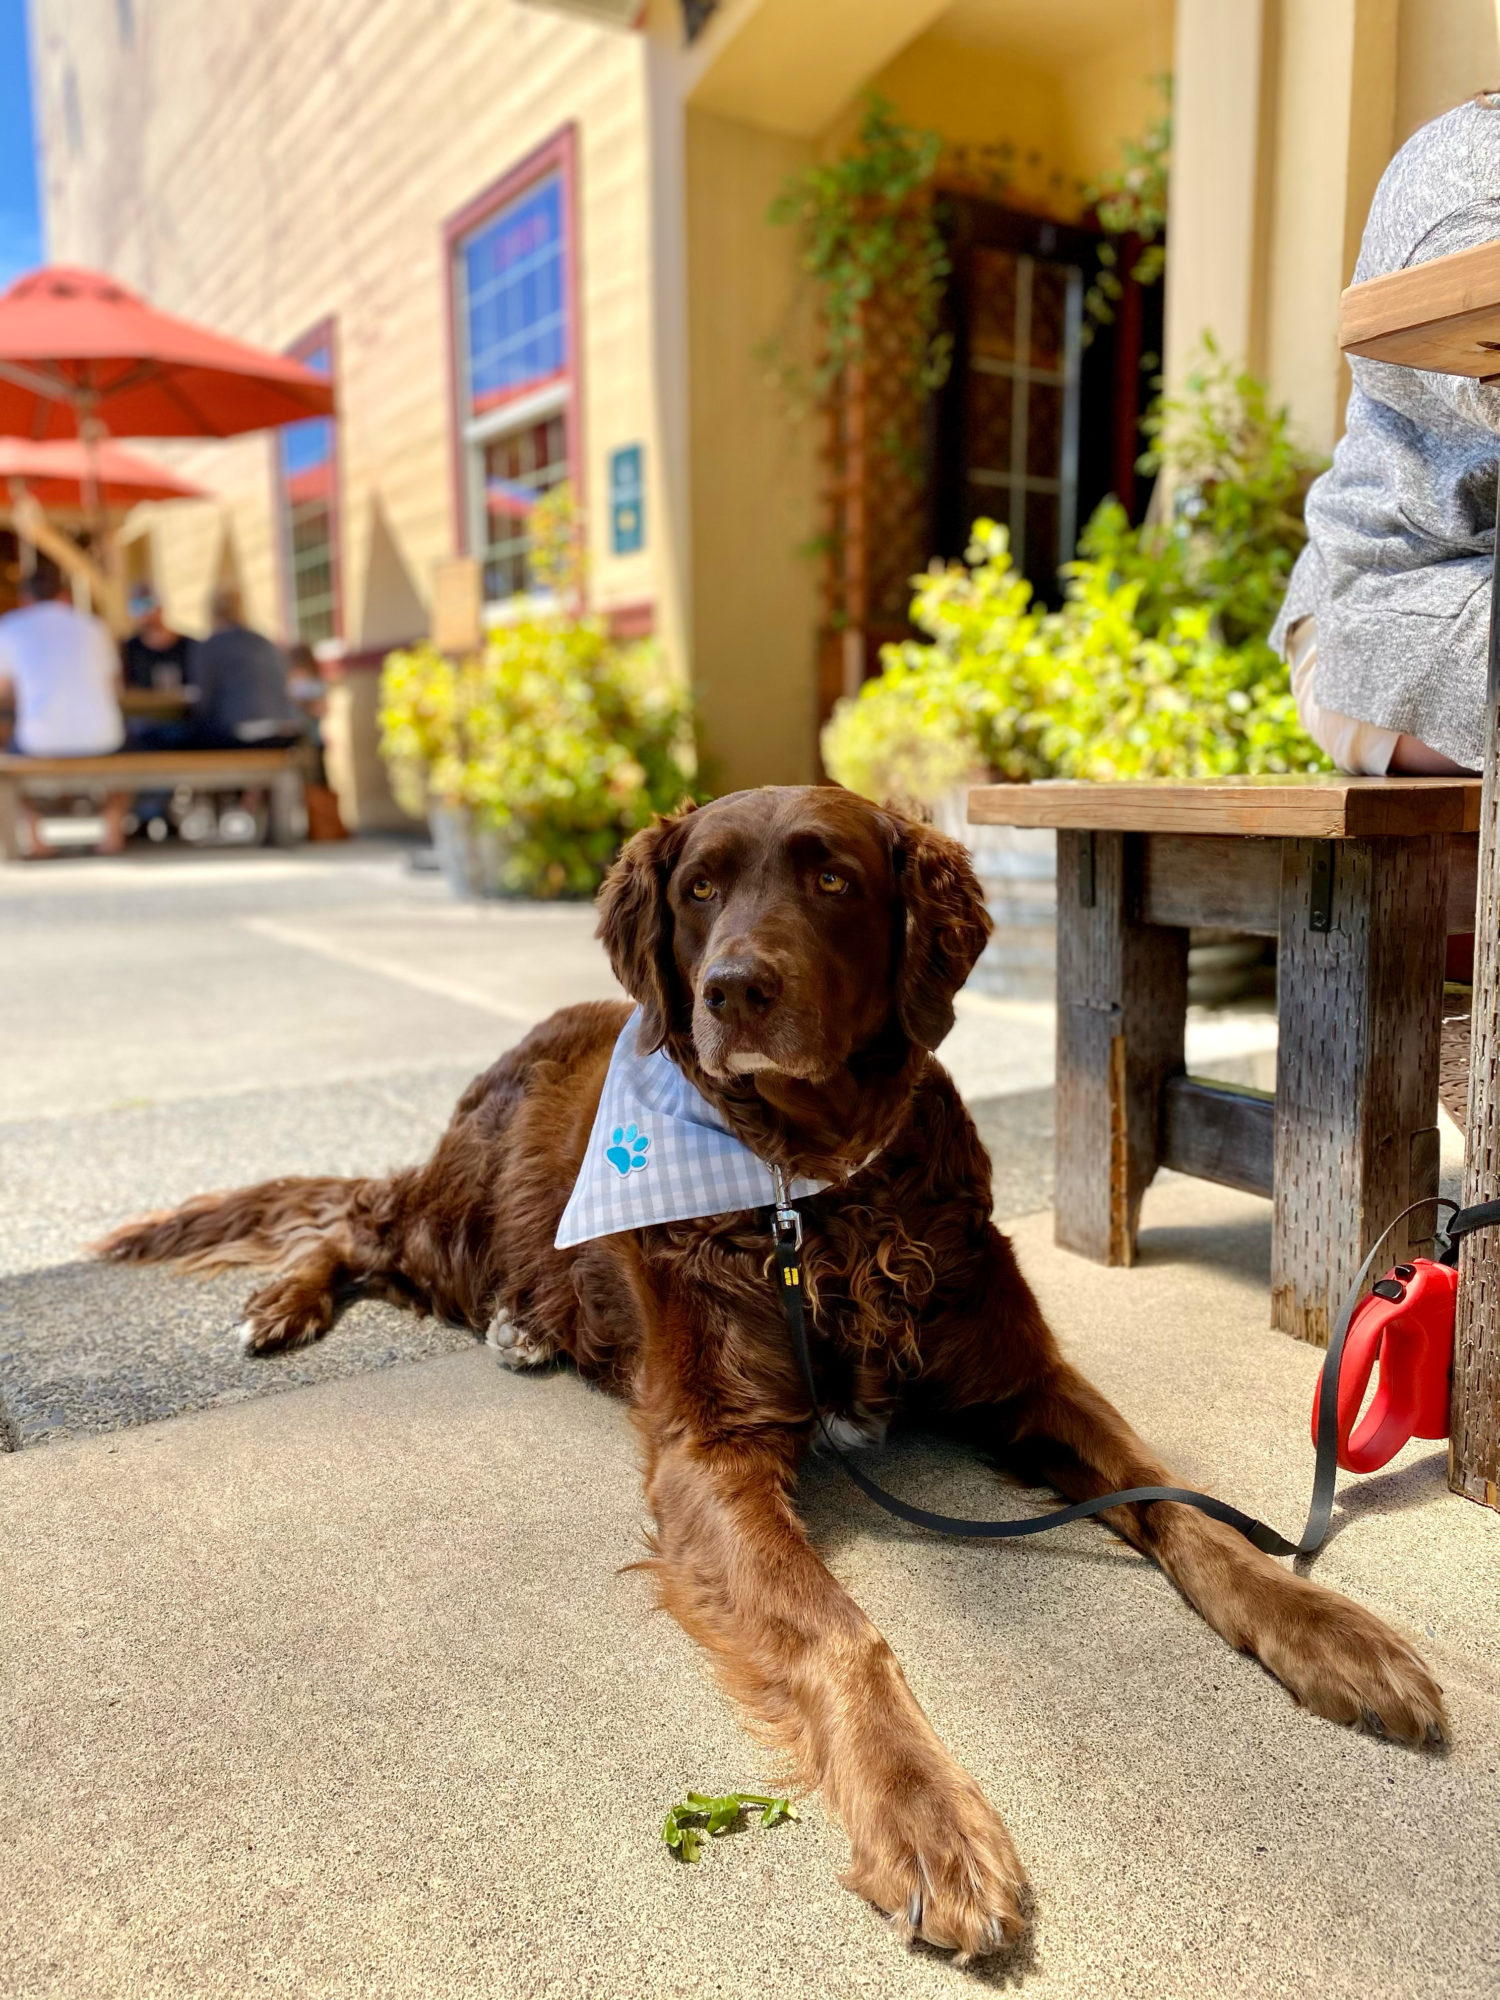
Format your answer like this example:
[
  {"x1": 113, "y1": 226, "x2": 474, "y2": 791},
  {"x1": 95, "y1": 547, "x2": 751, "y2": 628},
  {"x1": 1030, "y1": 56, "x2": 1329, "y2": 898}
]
[{"x1": 701, "y1": 956, "x2": 781, "y2": 1020}]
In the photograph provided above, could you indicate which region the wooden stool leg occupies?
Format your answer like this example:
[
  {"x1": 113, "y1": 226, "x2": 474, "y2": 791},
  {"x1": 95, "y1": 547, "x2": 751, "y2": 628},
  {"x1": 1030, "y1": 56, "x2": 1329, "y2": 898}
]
[
  {"x1": 1272, "y1": 835, "x2": 1448, "y2": 1344},
  {"x1": 0, "y1": 778, "x2": 19, "y2": 861},
  {"x1": 1054, "y1": 830, "x2": 1188, "y2": 1265},
  {"x1": 1452, "y1": 574, "x2": 1500, "y2": 1507}
]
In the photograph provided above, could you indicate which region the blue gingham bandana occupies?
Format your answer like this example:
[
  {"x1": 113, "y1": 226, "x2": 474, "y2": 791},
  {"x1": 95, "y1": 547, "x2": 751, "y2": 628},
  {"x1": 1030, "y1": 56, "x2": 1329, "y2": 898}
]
[{"x1": 554, "y1": 1009, "x2": 828, "y2": 1249}]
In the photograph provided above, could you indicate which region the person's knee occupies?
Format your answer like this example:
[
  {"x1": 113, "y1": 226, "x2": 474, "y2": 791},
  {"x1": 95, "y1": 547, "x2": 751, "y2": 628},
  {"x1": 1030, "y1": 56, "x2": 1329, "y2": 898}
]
[{"x1": 1387, "y1": 733, "x2": 1474, "y2": 776}]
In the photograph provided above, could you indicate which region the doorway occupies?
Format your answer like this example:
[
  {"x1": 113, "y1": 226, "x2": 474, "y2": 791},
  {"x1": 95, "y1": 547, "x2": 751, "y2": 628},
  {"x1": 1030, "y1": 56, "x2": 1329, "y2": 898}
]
[{"x1": 817, "y1": 197, "x2": 1162, "y2": 729}]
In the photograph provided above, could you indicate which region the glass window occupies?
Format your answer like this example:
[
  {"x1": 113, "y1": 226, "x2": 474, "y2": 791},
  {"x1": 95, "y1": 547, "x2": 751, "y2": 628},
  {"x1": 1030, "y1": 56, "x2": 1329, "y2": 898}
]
[
  {"x1": 462, "y1": 176, "x2": 566, "y2": 415},
  {"x1": 481, "y1": 412, "x2": 569, "y2": 600},
  {"x1": 455, "y1": 171, "x2": 571, "y2": 604},
  {"x1": 276, "y1": 337, "x2": 338, "y2": 644}
]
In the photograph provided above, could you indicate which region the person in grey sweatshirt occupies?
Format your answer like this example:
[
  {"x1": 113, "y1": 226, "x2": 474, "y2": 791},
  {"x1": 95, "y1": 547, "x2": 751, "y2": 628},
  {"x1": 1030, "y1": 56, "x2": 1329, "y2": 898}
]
[
  {"x1": 187, "y1": 587, "x2": 302, "y2": 749},
  {"x1": 1272, "y1": 93, "x2": 1500, "y2": 776}
]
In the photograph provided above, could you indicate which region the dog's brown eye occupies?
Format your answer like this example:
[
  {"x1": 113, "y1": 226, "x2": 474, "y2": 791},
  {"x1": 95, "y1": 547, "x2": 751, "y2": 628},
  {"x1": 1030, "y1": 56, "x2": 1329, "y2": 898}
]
[
  {"x1": 817, "y1": 869, "x2": 849, "y2": 895},
  {"x1": 689, "y1": 877, "x2": 715, "y2": 901}
]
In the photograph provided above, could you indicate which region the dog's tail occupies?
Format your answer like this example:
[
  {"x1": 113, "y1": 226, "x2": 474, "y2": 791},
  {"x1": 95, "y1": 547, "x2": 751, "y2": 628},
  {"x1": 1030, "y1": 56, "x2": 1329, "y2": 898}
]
[{"x1": 93, "y1": 1174, "x2": 376, "y2": 1275}]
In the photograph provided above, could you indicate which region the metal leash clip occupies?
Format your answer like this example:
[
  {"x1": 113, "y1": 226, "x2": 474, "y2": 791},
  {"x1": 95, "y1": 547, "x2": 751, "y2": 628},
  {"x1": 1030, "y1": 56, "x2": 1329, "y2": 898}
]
[{"x1": 771, "y1": 1165, "x2": 803, "y2": 1250}]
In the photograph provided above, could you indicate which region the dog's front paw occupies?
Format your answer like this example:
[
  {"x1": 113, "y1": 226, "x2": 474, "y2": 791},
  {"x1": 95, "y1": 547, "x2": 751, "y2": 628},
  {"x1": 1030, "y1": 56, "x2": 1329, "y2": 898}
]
[
  {"x1": 1253, "y1": 1574, "x2": 1446, "y2": 1746},
  {"x1": 485, "y1": 1306, "x2": 557, "y2": 1370},
  {"x1": 843, "y1": 1768, "x2": 1029, "y2": 1962}
]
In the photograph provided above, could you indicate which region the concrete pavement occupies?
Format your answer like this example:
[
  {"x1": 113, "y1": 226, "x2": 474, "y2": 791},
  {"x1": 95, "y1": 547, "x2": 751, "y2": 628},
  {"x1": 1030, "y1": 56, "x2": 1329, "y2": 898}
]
[{"x1": 5, "y1": 1178, "x2": 1500, "y2": 1999}]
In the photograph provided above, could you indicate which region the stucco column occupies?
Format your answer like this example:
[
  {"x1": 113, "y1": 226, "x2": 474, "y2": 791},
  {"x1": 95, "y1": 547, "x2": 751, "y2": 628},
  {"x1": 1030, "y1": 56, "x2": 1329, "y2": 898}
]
[
  {"x1": 1263, "y1": 0, "x2": 1398, "y2": 452},
  {"x1": 643, "y1": 32, "x2": 694, "y2": 694},
  {"x1": 1165, "y1": 0, "x2": 1400, "y2": 457},
  {"x1": 1163, "y1": 0, "x2": 1271, "y2": 390}
]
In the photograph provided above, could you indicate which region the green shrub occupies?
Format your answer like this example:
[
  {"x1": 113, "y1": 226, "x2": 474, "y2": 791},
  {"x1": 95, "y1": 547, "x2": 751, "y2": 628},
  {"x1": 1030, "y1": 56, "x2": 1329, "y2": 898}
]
[
  {"x1": 379, "y1": 619, "x2": 697, "y2": 898},
  {"x1": 381, "y1": 481, "x2": 697, "y2": 898},
  {"x1": 1092, "y1": 341, "x2": 1321, "y2": 647},
  {"x1": 822, "y1": 350, "x2": 1331, "y2": 804},
  {"x1": 820, "y1": 534, "x2": 1052, "y2": 799}
]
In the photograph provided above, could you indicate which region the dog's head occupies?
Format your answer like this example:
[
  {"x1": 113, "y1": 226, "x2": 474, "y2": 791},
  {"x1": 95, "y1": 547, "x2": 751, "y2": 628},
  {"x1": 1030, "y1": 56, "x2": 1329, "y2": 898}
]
[{"x1": 596, "y1": 786, "x2": 991, "y2": 1086}]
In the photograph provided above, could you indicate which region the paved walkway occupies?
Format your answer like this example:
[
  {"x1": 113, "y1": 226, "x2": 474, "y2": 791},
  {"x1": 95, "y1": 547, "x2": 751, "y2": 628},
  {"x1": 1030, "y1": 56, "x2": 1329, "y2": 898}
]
[
  {"x1": 5, "y1": 1182, "x2": 1499, "y2": 1999},
  {"x1": 5, "y1": 843, "x2": 1493, "y2": 1998}
]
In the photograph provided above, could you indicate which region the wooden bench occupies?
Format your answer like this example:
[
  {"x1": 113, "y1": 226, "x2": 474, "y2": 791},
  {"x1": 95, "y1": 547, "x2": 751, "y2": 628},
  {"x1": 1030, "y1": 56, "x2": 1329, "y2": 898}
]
[
  {"x1": 968, "y1": 774, "x2": 1483, "y2": 1344},
  {"x1": 0, "y1": 745, "x2": 310, "y2": 859}
]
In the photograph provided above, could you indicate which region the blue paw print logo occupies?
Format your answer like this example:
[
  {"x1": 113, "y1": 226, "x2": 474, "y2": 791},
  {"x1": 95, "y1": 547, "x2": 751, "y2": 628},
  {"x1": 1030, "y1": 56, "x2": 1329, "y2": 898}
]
[{"x1": 605, "y1": 1123, "x2": 651, "y2": 1177}]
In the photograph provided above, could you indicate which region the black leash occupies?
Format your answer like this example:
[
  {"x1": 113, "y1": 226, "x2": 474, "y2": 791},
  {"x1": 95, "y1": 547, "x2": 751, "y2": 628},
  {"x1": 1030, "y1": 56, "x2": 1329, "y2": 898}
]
[{"x1": 771, "y1": 1178, "x2": 1500, "y2": 1559}]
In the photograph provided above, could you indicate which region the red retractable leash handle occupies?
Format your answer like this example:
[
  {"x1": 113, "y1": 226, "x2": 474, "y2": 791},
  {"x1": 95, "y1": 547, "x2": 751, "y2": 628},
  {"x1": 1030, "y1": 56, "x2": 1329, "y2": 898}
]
[{"x1": 1310, "y1": 1258, "x2": 1459, "y2": 1474}]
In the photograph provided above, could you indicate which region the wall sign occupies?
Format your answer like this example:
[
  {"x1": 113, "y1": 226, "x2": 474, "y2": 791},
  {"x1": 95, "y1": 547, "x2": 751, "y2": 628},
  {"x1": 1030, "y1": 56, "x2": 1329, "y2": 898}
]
[{"x1": 609, "y1": 444, "x2": 645, "y2": 555}]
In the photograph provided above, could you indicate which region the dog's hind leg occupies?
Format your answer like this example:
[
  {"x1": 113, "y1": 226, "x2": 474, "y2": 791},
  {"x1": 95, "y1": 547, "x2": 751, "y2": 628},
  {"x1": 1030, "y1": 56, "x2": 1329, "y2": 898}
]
[
  {"x1": 237, "y1": 1241, "x2": 361, "y2": 1354},
  {"x1": 97, "y1": 1173, "x2": 418, "y2": 1354}
]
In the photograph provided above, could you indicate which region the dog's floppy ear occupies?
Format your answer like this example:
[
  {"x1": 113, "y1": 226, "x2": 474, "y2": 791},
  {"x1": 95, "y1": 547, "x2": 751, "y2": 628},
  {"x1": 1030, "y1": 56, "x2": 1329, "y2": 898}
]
[
  {"x1": 891, "y1": 814, "x2": 992, "y2": 1051},
  {"x1": 596, "y1": 805, "x2": 694, "y2": 1052}
]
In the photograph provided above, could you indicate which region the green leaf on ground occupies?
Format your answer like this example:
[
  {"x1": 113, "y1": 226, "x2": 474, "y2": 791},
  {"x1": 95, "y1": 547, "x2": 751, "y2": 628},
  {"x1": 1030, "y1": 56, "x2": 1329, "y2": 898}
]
[{"x1": 661, "y1": 1791, "x2": 800, "y2": 1863}]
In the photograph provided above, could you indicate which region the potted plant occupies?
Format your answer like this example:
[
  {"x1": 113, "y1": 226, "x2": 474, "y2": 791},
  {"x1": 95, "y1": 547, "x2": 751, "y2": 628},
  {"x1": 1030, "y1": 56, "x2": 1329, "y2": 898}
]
[
  {"x1": 822, "y1": 351, "x2": 1329, "y2": 998},
  {"x1": 379, "y1": 492, "x2": 698, "y2": 898}
]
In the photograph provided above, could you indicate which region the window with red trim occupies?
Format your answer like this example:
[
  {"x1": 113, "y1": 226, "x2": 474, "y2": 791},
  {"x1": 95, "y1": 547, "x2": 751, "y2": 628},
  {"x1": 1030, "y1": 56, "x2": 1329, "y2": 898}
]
[
  {"x1": 453, "y1": 171, "x2": 572, "y2": 601},
  {"x1": 276, "y1": 333, "x2": 340, "y2": 643}
]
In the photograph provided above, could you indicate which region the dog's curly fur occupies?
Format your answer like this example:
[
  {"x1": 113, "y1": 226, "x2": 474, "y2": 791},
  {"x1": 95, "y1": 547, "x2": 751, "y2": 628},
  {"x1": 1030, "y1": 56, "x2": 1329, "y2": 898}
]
[{"x1": 98, "y1": 785, "x2": 1446, "y2": 1961}]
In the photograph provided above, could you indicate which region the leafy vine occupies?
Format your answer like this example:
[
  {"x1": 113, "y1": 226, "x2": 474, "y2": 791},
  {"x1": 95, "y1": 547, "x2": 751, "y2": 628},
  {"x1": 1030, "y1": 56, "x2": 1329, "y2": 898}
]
[
  {"x1": 765, "y1": 96, "x2": 1014, "y2": 405},
  {"x1": 1079, "y1": 75, "x2": 1171, "y2": 341},
  {"x1": 766, "y1": 95, "x2": 952, "y2": 399}
]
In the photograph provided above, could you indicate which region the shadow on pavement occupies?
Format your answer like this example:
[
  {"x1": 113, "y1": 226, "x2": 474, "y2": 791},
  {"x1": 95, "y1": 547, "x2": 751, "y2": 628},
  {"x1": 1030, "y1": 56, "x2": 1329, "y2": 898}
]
[{"x1": 0, "y1": 1258, "x2": 471, "y2": 1449}]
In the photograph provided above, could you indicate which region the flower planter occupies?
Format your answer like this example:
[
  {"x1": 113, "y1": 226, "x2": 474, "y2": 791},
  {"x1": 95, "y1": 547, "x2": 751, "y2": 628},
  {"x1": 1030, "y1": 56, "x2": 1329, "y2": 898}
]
[
  {"x1": 934, "y1": 787, "x2": 1058, "y2": 1000},
  {"x1": 426, "y1": 803, "x2": 515, "y2": 900}
]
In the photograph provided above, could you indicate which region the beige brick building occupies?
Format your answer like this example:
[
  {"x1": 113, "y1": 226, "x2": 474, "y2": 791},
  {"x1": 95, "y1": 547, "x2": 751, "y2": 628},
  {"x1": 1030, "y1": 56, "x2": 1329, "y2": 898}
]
[{"x1": 27, "y1": 0, "x2": 1500, "y2": 825}]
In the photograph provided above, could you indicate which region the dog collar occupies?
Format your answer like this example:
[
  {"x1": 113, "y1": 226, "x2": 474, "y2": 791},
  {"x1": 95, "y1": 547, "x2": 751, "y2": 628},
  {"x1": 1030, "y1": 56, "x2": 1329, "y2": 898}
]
[{"x1": 553, "y1": 1009, "x2": 829, "y2": 1249}]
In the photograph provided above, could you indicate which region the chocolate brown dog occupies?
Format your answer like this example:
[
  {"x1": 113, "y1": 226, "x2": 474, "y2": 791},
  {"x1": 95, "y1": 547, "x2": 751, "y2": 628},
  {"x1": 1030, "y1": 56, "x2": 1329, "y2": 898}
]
[{"x1": 100, "y1": 786, "x2": 1445, "y2": 1960}]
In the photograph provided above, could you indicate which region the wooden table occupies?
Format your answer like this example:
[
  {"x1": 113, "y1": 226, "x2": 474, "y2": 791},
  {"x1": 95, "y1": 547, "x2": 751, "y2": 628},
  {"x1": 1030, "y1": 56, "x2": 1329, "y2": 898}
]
[
  {"x1": 120, "y1": 686, "x2": 194, "y2": 720},
  {"x1": 1338, "y1": 235, "x2": 1500, "y2": 1510},
  {"x1": 969, "y1": 775, "x2": 1481, "y2": 1345}
]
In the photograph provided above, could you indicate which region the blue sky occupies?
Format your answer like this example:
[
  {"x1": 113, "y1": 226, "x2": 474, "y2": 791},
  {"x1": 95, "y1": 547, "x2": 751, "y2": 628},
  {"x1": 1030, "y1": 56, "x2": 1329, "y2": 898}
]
[{"x1": 0, "y1": 0, "x2": 42, "y2": 287}]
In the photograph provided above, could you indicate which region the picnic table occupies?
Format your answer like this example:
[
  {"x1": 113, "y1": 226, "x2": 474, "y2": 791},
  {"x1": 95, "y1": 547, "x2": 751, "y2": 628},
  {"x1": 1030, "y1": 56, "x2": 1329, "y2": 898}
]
[
  {"x1": 120, "y1": 686, "x2": 194, "y2": 719},
  {"x1": 1340, "y1": 237, "x2": 1500, "y2": 1510},
  {"x1": 0, "y1": 743, "x2": 311, "y2": 857}
]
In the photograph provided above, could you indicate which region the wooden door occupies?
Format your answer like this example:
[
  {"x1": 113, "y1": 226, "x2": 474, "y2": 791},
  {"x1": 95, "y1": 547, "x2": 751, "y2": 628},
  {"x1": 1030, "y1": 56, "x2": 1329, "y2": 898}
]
[
  {"x1": 817, "y1": 198, "x2": 1161, "y2": 735},
  {"x1": 932, "y1": 200, "x2": 1160, "y2": 605}
]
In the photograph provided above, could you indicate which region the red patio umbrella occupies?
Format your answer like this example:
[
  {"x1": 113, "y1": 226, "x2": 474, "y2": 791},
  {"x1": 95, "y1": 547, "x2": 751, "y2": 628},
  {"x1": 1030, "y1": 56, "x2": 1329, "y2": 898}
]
[
  {"x1": 0, "y1": 265, "x2": 335, "y2": 440},
  {"x1": 0, "y1": 436, "x2": 207, "y2": 507}
]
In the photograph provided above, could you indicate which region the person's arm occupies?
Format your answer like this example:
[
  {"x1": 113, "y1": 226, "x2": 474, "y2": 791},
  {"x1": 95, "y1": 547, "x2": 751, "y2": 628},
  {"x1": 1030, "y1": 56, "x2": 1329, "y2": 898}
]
[{"x1": 92, "y1": 619, "x2": 124, "y2": 705}]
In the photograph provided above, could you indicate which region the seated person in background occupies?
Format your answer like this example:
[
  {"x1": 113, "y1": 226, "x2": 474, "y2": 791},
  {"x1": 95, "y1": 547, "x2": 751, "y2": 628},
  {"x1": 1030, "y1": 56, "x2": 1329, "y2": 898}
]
[
  {"x1": 121, "y1": 584, "x2": 192, "y2": 692},
  {"x1": 1272, "y1": 93, "x2": 1500, "y2": 777},
  {"x1": 187, "y1": 587, "x2": 301, "y2": 749},
  {"x1": 285, "y1": 640, "x2": 327, "y2": 725},
  {"x1": 0, "y1": 558, "x2": 127, "y2": 856},
  {"x1": 285, "y1": 639, "x2": 331, "y2": 786}
]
